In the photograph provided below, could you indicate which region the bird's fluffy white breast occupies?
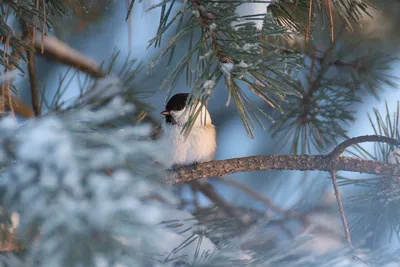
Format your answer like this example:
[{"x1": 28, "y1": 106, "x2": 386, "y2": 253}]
[{"x1": 160, "y1": 124, "x2": 216, "y2": 166}]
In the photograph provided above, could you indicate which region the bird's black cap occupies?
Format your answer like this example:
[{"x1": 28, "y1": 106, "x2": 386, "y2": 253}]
[
  {"x1": 165, "y1": 93, "x2": 189, "y2": 111},
  {"x1": 161, "y1": 93, "x2": 189, "y2": 124}
]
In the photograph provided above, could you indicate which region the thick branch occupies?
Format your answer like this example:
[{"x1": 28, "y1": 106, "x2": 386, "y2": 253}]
[{"x1": 169, "y1": 155, "x2": 400, "y2": 184}]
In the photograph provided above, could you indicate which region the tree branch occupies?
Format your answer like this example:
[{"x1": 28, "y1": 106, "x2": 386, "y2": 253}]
[
  {"x1": 2, "y1": 41, "x2": 36, "y2": 118},
  {"x1": 27, "y1": 48, "x2": 40, "y2": 116},
  {"x1": 191, "y1": 180, "x2": 242, "y2": 221},
  {"x1": 32, "y1": 35, "x2": 105, "y2": 78},
  {"x1": 330, "y1": 170, "x2": 352, "y2": 245},
  {"x1": 23, "y1": 24, "x2": 41, "y2": 116},
  {"x1": 329, "y1": 135, "x2": 400, "y2": 159},
  {"x1": 169, "y1": 155, "x2": 400, "y2": 184},
  {"x1": 217, "y1": 176, "x2": 292, "y2": 216}
]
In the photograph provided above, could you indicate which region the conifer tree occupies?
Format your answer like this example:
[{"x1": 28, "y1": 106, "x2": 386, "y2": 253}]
[{"x1": 0, "y1": 0, "x2": 400, "y2": 266}]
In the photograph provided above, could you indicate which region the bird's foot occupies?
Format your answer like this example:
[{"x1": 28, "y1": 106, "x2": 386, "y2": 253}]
[
  {"x1": 191, "y1": 161, "x2": 199, "y2": 168},
  {"x1": 169, "y1": 162, "x2": 199, "y2": 171}
]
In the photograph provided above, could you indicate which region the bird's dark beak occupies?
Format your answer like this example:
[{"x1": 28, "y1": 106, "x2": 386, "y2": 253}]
[{"x1": 161, "y1": 110, "x2": 170, "y2": 116}]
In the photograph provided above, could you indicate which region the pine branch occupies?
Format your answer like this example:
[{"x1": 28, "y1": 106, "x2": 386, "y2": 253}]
[
  {"x1": 270, "y1": 29, "x2": 398, "y2": 154},
  {"x1": 148, "y1": 0, "x2": 301, "y2": 138},
  {"x1": 32, "y1": 35, "x2": 105, "y2": 78},
  {"x1": 169, "y1": 135, "x2": 400, "y2": 184},
  {"x1": 172, "y1": 134, "x2": 400, "y2": 244},
  {"x1": 0, "y1": 38, "x2": 35, "y2": 118},
  {"x1": 325, "y1": 135, "x2": 400, "y2": 246},
  {"x1": 170, "y1": 155, "x2": 400, "y2": 183},
  {"x1": 2, "y1": 36, "x2": 160, "y2": 124}
]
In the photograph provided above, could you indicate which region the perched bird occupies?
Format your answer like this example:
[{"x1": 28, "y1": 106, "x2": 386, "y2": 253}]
[{"x1": 158, "y1": 93, "x2": 216, "y2": 167}]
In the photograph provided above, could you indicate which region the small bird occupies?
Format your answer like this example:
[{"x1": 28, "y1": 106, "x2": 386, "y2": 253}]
[{"x1": 158, "y1": 93, "x2": 216, "y2": 167}]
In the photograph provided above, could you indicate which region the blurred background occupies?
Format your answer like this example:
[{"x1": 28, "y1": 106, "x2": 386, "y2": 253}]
[{"x1": 8, "y1": 0, "x2": 400, "y2": 255}]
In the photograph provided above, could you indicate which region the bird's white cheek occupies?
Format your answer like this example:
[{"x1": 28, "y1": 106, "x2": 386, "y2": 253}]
[{"x1": 171, "y1": 110, "x2": 189, "y2": 125}]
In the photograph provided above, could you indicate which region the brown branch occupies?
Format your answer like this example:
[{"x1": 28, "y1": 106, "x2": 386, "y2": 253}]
[
  {"x1": 23, "y1": 24, "x2": 41, "y2": 116},
  {"x1": 27, "y1": 48, "x2": 40, "y2": 116},
  {"x1": 169, "y1": 155, "x2": 400, "y2": 184},
  {"x1": 329, "y1": 135, "x2": 400, "y2": 159},
  {"x1": 330, "y1": 170, "x2": 351, "y2": 245},
  {"x1": 0, "y1": 228, "x2": 22, "y2": 253},
  {"x1": 1, "y1": 40, "x2": 36, "y2": 118},
  {"x1": 306, "y1": 0, "x2": 313, "y2": 43},
  {"x1": 31, "y1": 35, "x2": 105, "y2": 78},
  {"x1": 324, "y1": 135, "x2": 398, "y2": 247},
  {"x1": 172, "y1": 134, "x2": 400, "y2": 245},
  {"x1": 8, "y1": 96, "x2": 35, "y2": 118},
  {"x1": 1, "y1": 34, "x2": 105, "y2": 78}
]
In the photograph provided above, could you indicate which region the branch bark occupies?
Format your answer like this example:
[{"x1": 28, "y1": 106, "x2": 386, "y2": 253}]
[
  {"x1": 27, "y1": 49, "x2": 40, "y2": 116},
  {"x1": 32, "y1": 35, "x2": 105, "y2": 78},
  {"x1": 23, "y1": 24, "x2": 41, "y2": 116},
  {"x1": 329, "y1": 135, "x2": 400, "y2": 159},
  {"x1": 169, "y1": 155, "x2": 400, "y2": 184}
]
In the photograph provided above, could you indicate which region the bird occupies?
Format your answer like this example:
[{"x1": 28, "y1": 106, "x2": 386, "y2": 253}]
[{"x1": 158, "y1": 93, "x2": 216, "y2": 167}]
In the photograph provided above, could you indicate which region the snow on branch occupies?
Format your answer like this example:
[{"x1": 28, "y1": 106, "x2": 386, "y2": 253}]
[{"x1": 0, "y1": 94, "x2": 204, "y2": 265}]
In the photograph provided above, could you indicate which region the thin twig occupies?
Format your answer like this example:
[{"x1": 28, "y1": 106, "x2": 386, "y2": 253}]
[
  {"x1": 301, "y1": 28, "x2": 344, "y2": 120},
  {"x1": 126, "y1": 0, "x2": 133, "y2": 54},
  {"x1": 2, "y1": 36, "x2": 13, "y2": 116},
  {"x1": 41, "y1": 0, "x2": 46, "y2": 53},
  {"x1": 190, "y1": 180, "x2": 242, "y2": 222},
  {"x1": 306, "y1": 0, "x2": 313, "y2": 43},
  {"x1": 217, "y1": 176, "x2": 292, "y2": 216},
  {"x1": 329, "y1": 135, "x2": 400, "y2": 159},
  {"x1": 190, "y1": 183, "x2": 200, "y2": 210},
  {"x1": 191, "y1": 0, "x2": 231, "y2": 63},
  {"x1": 325, "y1": 135, "x2": 398, "y2": 246},
  {"x1": 327, "y1": 0, "x2": 334, "y2": 42},
  {"x1": 0, "y1": 36, "x2": 35, "y2": 118},
  {"x1": 27, "y1": 49, "x2": 40, "y2": 116},
  {"x1": 24, "y1": 24, "x2": 41, "y2": 116},
  {"x1": 330, "y1": 170, "x2": 351, "y2": 245}
]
